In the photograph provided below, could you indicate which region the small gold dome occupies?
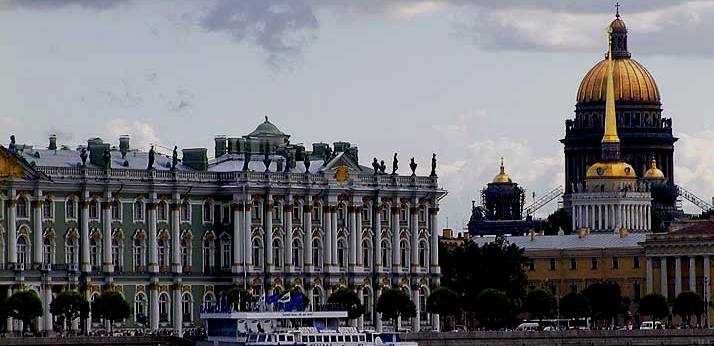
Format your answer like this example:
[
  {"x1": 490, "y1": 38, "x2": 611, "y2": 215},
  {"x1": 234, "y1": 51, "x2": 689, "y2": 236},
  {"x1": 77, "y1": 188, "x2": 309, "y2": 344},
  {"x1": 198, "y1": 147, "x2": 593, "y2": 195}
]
[
  {"x1": 577, "y1": 58, "x2": 660, "y2": 103},
  {"x1": 493, "y1": 157, "x2": 512, "y2": 184},
  {"x1": 610, "y1": 17, "x2": 626, "y2": 31},
  {"x1": 586, "y1": 161, "x2": 637, "y2": 179},
  {"x1": 643, "y1": 157, "x2": 665, "y2": 179}
]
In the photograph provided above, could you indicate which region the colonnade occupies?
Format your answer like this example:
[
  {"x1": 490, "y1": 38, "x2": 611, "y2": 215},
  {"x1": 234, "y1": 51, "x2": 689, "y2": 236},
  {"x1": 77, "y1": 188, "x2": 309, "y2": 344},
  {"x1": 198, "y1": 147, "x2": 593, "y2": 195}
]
[
  {"x1": 646, "y1": 255, "x2": 711, "y2": 302},
  {"x1": 572, "y1": 202, "x2": 651, "y2": 232}
]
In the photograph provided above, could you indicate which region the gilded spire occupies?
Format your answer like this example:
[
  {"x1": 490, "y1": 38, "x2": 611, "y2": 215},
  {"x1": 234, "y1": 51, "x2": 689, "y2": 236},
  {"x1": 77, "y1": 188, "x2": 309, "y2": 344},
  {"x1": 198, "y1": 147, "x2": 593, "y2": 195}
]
[
  {"x1": 492, "y1": 157, "x2": 512, "y2": 183},
  {"x1": 602, "y1": 26, "x2": 620, "y2": 144},
  {"x1": 499, "y1": 157, "x2": 505, "y2": 174}
]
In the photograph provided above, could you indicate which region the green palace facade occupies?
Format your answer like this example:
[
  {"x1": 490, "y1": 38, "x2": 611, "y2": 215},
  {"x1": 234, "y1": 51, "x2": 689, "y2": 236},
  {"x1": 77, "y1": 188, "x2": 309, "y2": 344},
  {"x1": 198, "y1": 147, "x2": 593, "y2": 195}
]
[{"x1": 0, "y1": 118, "x2": 445, "y2": 334}]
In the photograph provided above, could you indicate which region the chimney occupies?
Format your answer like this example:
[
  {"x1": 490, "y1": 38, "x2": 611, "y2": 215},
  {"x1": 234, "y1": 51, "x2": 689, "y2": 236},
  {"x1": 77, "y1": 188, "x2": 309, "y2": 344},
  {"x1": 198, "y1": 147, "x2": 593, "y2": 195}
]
[
  {"x1": 48, "y1": 134, "x2": 57, "y2": 150},
  {"x1": 215, "y1": 135, "x2": 227, "y2": 158},
  {"x1": 119, "y1": 135, "x2": 130, "y2": 158},
  {"x1": 182, "y1": 148, "x2": 208, "y2": 170}
]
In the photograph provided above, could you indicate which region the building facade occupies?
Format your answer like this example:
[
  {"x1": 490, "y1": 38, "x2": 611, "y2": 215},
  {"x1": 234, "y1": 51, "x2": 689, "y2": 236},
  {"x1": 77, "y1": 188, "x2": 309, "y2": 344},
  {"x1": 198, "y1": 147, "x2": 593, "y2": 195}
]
[{"x1": 0, "y1": 118, "x2": 445, "y2": 334}]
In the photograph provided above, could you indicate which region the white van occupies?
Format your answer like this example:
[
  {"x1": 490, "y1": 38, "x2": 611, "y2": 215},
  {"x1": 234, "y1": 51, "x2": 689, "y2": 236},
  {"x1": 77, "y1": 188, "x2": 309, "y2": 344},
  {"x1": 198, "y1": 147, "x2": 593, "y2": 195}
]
[
  {"x1": 639, "y1": 321, "x2": 663, "y2": 330},
  {"x1": 516, "y1": 322, "x2": 540, "y2": 331}
]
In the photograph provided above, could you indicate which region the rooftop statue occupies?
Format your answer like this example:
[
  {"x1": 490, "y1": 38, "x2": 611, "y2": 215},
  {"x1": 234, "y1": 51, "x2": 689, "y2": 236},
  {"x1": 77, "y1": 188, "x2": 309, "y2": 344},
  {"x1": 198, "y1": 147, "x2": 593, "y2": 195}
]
[
  {"x1": 392, "y1": 153, "x2": 398, "y2": 175},
  {"x1": 147, "y1": 145, "x2": 155, "y2": 170},
  {"x1": 8, "y1": 135, "x2": 16, "y2": 153},
  {"x1": 410, "y1": 157, "x2": 417, "y2": 176},
  {"x1": 103, "y1": 148, "x2": 111, "y2": 169},
  {"x1": 242, "y1": 152, "x2": 251, "y2": 172},
  {"x1": 171, "y1": 146, "x2": 178, "y2": 171},
  {"x1": 379, "y1": 160, "x2": 386, "y2": 174},
  {"x1": 430, "y1": 153, "x2": 437, "y2": 177},
  {"x1": 263, "y1": 153, "x2": 271, "y2": 172},
  {"x1": 372, "y1": 158, "x2": 379, "y2": 175},
  {"x1": 80, "y1": 148, "x2": 88, "y2": 167},
  {"x1": 304, "y1": 154, "x2": 311, "y2": 173}
]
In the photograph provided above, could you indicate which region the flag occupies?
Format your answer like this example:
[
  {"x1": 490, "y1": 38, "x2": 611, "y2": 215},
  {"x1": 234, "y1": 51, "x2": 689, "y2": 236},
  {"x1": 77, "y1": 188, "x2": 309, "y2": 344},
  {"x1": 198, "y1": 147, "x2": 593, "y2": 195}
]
[
  {"x1": 267, "y1": 294, "x2": 279, "y2": 304},
  {"x1": 278, "y1": 291, "x2": 291, "y2": 303}
]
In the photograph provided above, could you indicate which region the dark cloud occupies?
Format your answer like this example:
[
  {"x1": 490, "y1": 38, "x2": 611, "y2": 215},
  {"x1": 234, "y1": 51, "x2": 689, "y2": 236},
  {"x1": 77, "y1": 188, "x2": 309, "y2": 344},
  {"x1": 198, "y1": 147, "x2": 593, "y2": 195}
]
[{"x1": 200, "y1": 0, "x2": 319, "y2": 68}]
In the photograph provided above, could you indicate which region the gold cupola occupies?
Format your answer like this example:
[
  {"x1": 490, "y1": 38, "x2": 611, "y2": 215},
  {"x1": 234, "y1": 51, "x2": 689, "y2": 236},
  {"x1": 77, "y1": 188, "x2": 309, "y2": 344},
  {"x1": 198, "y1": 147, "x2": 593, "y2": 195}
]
[
  {"x1": 643, "y1": 157, "x2": 665, "y2": 180},
  {"x1": 492, "y1": 157, "x2": 512, "y2": 184}
]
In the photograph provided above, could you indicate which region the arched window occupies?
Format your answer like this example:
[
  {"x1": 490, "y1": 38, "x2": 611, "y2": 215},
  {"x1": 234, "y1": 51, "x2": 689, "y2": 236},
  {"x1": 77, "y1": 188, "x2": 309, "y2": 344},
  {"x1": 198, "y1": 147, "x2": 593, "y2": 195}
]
[
  {"x1": 111, "y1": 238, "x2": 123, "y2": 271},
  {"x1": 182, "y1": 293, "x2": 193, "y2": 322},
  {"x1": 89, "y1": 237, "x2": 100, "y2": 271},
  {"x1": 89, "y1": 200, "x2": 99, "y2": 219},
  {"x1": 111, "y1": 200, "x2": 121, "y2": 220},
  {"x1": 133, "y1": 237, "x2": 146, "y2": 271},
  {"x1": 65, "y1": 233, "x2": 79, "y2": 267},
  {"x1": 203, "y1": 291, "x2": 217, "y2": 310},
  {"x1": 203, "y1": 239, "x2": 215, "y2": 272},
  {"x1": 66, "y1": 197, "x2": 78, "y2": 220},
  {"x1": 159, "y1": 293, "x2": 170, "y2": 323},
  {"x1": 43, "y1": 235, "x2": 54, "y2": 265},
  {"x1": 337, "y1": 203, "x2": 346, "y2": 224},
  {"x1": 312, "y1": 287, "x2": 323, "y2": 308},
  {"x1": 362, "y1": 287, "x2": 372, "y2": 322},
  {"x1": 272, "y1": 239, "x2": 283, "y2": 269},
  {"x1": 133, "y1": 200, "x2": 144, "y2": 221},
  {"x1": 158, "y1": 238, "x2": 169, "y2": 271},
  {"x1": 381, "y1": 239, "x2": 391, "y2": 268},
  {"x1": 311, "y1": 204, "x2": 320, "y2": 222},
  {"x1": 90, "y1": 293, "x2": 100, "y2": 323},
  {"x1": 292, "y1": 239, "x2": 303, "y2": 269},
  {"x1": 220, "y1": 237, "x2": 231, "y2": 270},
  {"x1": 157, "y1": 201, "x2": 168, "y2": 221},
  {"x1": 312, "y1": 238, "x2": 322, "y2": 271},
  {"x1": 400, "y1": 239, "x2": 409, "y2": 270},
  {"x1": 362, "y1": 239, "x2": 372, "y2": 269},
  {"x1": 418, "y1": 239, "x2": 429, "y2": 268},
  {"x1": 181, "y1": 239, "x2": 192, "y2": 271},
  {"x1": 251, "y1": 202, "x2": 262, "y2": 222},
  {"x1": 16, "y1": 197, "x2": 28, "y2": 219},
  {"x1": 43, "y1": 199, "x2": 53, "y2": 219},
  {"x1": 134, "y1": 292, "x2": 148, "y2": 324},
  {"x1": 400, "y1": 205, "x2": 408, "y2": 223},
  {"x1": 180, "y1": 200, "x2": 191, "y2": 222},
  {"x1": 419, "y1": 286, "x2": 429, "y2": 323},
  {"x1": 337, "y1": 239, "x2": 347, "y2": 270},
  {"x1": 251, "y1": 238, "x2": 263, "y2": 270},
  {"x1": 203, "y1": 200, "x2": 213, "y2": 223},
  {"x1": 17, "y1": 235, "x2": 29, "y2": 266}
]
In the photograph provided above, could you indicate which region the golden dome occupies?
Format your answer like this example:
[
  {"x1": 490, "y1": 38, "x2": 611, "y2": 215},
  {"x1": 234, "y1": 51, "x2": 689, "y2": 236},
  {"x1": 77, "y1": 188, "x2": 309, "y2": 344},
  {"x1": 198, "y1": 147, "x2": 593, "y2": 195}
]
[
  {"x1": 610, "y1": 17, "x2": 626, "y2": 31},
  {"x1": 492, "y1": 157, "x2": 512, "y2": 184},
  {"x1": 643, "y1": 157, "x2": 665, "y2": 179},
  {"x1": 586, "y1": 161, "x2": 637, "y2": 179},
  {"x1": 577, "y1": 58, "x2": 660, "y2": 103}
]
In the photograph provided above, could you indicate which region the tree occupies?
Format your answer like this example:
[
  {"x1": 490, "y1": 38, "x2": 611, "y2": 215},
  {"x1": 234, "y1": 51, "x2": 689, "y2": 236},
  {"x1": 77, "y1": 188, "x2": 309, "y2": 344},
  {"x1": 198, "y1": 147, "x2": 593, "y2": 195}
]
[
  {"x1": 426, "y1": 287, "x2": 461, "y2": 330},
  {"x1": 523, "y1": 288, "x2": 557, "y2": 320},
  {"x1": 559, "y1": 292, "x2": 590, "y2": 320},
  {"x1": 583, "y1": 282, "x2": 622, "y2": 325},
  {"x1": 6, "y1": 290, "x2": 43, "y2": 334},
  {"x1": 91, "y1": 291, "x2": 130, "y2": 333},
  {"x1": 376, "y1": 288, "x2": 416, "y2": 330},
  {"x1": 638, "y1": 293, "x2": 669, "y2": 322},
  {"x1": 672, "y1": 291, "x2": 704, "y2": 326},
  {"x1": 50, "y1": 290, "x2": 89, "y2": 335},
  {"x1": 543, "y1": 208, "x2": 572, "y2": 235},
  {"x1": 226, "y1": 287, "x2": 255, "y2": 311},
  {"x1": 327, "y1": 288, "x2": 364, "y2": 320},
  {"x1": 473, "y1": 288, "x2": 514, "y2": 330}
]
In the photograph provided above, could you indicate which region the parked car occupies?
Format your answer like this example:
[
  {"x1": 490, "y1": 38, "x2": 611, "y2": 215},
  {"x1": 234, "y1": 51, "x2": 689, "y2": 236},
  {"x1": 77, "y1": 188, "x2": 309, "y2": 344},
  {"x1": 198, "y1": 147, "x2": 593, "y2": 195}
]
[
  {"x1": 639, "y1": 321, "x2": 664, "y2": 330},
  {"x1": 516, "y1": 322, "x2": 540, "y2": 331}
]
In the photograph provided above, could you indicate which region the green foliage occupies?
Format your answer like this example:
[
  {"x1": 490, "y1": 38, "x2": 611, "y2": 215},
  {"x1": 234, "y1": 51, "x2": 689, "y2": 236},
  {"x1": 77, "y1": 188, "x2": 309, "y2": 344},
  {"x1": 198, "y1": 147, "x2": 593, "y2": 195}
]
[
  {"x1": 376, "y1": 289, "x2": 416, "y2": 327},
  {"x1": 7, "y1": 290, "x2": 43, "y2": 333},
  {"x1": 426, "y1": 287, "x2": 461, "y2": 317},
  {"x1": 473, "y1": 288, "x2": 513, "y2": 330},
  {"x1": 522, "y1": 288, "x2": 556, "y2": 320},
  {"x1": 327, "y1": 288, "x2": 364, "y2": 320},
  {"x1": 50, "y1": 291, "x2": 89, "y2": 333},
  {"x1": 582, "y1": 282, "x2": 622, "y2": 322},
  {"x1": 91, "y1": 290, "x2": 131, "y2": 331},
  {"x1": 672, "y1": 291, "x2": 704, "y2": 326},
  {"x1": 226, "y1": 287, "x2": 256, "y2": 311},
  {"x1": 440, "y1": 236, "x2": 528, "y2": 304},
  {"x1": 542, "y1": 208, "x2": 572, "y2": 235},
  {"x1": 559, "y1": 292, "x2": 590, "y2": 319},
  {"x1": 638, "y1": 293, "x2": 669, "y2": 321}
]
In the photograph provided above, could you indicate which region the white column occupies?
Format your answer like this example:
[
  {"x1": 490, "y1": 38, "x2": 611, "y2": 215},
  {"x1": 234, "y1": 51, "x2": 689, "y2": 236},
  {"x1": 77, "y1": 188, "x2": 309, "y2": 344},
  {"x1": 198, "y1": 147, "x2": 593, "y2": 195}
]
[
  {"x1": 705, "y1": 256, "x2": 711, "y2": 323},
  {"x1": 148, "y1": 200, "x2": 158, "y2": 273},
  {"x1": 285, "y1": 199, "x2": 294, "y2": 271},
  {"x1": 7, "y1": 192, "x2": 17, "y2": 265},
  {"x1": 303, "y1": 203, "x2": 313, "y2": 271},
  {"x1": 264, "y1": 198, "x2": 273, "y2": 271},
  {"x1": 41, "y1": 283, "x2": 52, "y2": 332},
  {"x1": 646, "y1": 257, "x2": 653, "y2": 292},
  {"x1": 172, "y1": 284, "x2": 182, "y2": 335},
  {"x1": 149, "y1": 284, "x2": 159, "y2": 332},
  {"x1": 355, "y1": 205, "x2": 364, "y2": 269},
  {"x1": 661, "y1": 257, "x2": 668, "y2": 298},
  {"x1": 102, "y1": 195, "x2": 113, "y2": 273},
  {"x1": 646, "y1": 206, "x2": 651, "y2": 231},
  {"x1": 572, "y1": 204, "x2": 577, "y2": 230},
  {"x1": 412, "y1": 288, "x2": 420, "y2": 332},
  {"x1": 233, "y1": 201, "x2": 242, "y2": 273},
  {"x1": 690, "y1": 256, "x2": 697, "y2": 293},
  {"x1": 584, "y1": 205, "x2": 589, "y2": 229},
  {"x1": 429, "y1": 204, "x2": 439, "y2": 272},
  {"x1": 32, "y1": 192, "x2": 43, "y2": 267},
  {"x1": 322, "y1": 204, "x2": 332, "y2": 270},
  {"x1": 331, "y1": 205, "x2": 338, "y2": 270},
  {"x1": 392, "y1": 205, "x2": 401, "y2": 272},
  {"x1": 170, "y1": 197, "x2": 181, "y2": 273},
  {"x1": 410, "y1": 204, "x2": 419, "y2": 273},
  {"x1": 675, "y1": 256, "x2": 682, "y2": 296},
  {"x1": 244, "y1": 202, "x2": 253, "y2": 270},
  {"x1": 80, "y1": 196, "x2": 90, "y2": 272},
  {"x1": 374, "y1": 202, "x2": 382, "y2": 269},
  {"x1": 348, "y1": 203, "x2": 358, "y2": 271}
]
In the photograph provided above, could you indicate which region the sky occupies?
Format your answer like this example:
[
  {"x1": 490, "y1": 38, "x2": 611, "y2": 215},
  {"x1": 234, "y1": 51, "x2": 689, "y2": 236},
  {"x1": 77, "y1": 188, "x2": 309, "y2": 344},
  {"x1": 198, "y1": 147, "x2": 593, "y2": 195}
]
[{"x1": 2, "y1": 0, "x2": 714, "y2": 229}]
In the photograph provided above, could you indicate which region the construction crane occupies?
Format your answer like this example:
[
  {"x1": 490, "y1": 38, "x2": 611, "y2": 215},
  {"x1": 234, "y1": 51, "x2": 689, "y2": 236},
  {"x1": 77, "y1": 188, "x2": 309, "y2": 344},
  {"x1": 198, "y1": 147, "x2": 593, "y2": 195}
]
[
  {"x1": 677, "y1": 185, "x2": 713, "y2": 212},
  {"x1": 524, "y1": 185, "x2": 564, "y2": 216}
]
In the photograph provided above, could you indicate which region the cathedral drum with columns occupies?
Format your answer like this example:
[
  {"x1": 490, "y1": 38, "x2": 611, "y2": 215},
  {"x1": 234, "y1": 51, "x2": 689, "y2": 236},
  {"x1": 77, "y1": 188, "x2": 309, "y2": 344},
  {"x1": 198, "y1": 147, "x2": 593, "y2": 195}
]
[{"x1": 0, "y1": 118, "x2": 445, "y2": 334}]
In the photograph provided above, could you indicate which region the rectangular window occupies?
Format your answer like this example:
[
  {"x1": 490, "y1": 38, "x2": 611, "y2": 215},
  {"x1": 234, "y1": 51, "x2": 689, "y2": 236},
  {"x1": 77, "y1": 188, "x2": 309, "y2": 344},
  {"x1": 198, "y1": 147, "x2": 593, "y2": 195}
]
[
  {"x1": 591, "y1": 257, "x2": 598, "y2": 270},
  {"x1": 222, "y1": 205, "x2": 230, "y2": 224},
  {"x1": 570, "y1": 258, "x2": 577, "y2": 270},
  {"x1": 89, "y1": 201, "x2": 99, "y2": 220},
  {"x1": 43, "y1": 200, "x2": 53, "y2": 219},
  {"x1": 612, "y1": 257, "x2": 619, "y2": 269},
  {"x1": 66, "y1": 200, "x2": 77, "y2": 220},
  {"x1": 633, "y1": 256, "x2": 640, "y2": 269},
  {"x1": 293, "y1": 205, "x2": 301, "y2": 222},
  {"x1": 549, "y1": 258, "x2": 556, "y2": 271},
  {"x1": 362, "y1": 207, "x2": 370, "y2": 223},
  {"x1": 528, "y1": 259, "x2": 535, "y2": 271}
]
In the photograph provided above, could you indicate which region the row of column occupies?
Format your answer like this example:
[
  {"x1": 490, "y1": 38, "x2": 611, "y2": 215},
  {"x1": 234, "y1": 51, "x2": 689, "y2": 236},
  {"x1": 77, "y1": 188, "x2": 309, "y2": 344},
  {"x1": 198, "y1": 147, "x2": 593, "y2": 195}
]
[
  {"x1": 572, "y1": 203, "x2": 651, "y2": 232},
  {"x1": 646, "y1": 255, "x2": 711, "y2": 302}
]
